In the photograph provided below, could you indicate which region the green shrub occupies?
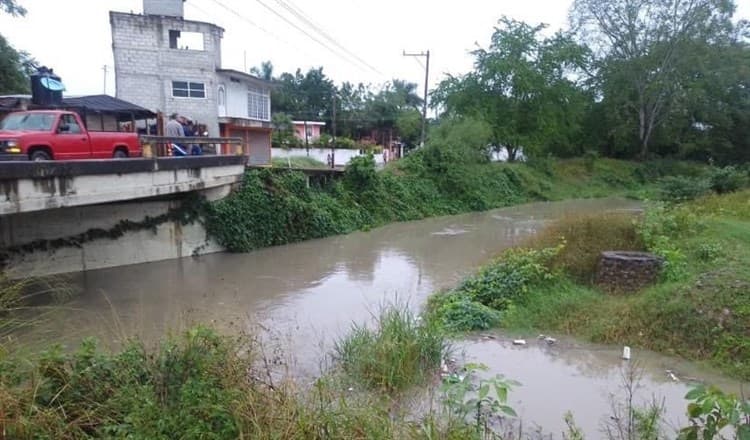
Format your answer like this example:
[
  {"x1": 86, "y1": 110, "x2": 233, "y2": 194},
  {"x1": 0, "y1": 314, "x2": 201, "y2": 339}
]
[
  {"x1": 658, "y1": 175, "x2": 711, "y2": 201},
  {"x1": 583, "y1": 150, "x2": 598, "y2": 172},
  {"x1": 634, "y1": 159, "x2": 707, "y2": 182},
  {"x1": 696, "y1": 242, "x2": 722, "y2": 262},
  {"x1": 709, "y1": 165, "x2": 748, "y2": 194},
  {"x1": 334, "y1": 304, "x2": 446, "y2": 393},
  {"x1": 344, "y1": 154, "x2": 378, "y2": 191},
  {"x1": 428, "y1": 292, "x2": 502, "y2": 332},
  {"x1": 452, "y1": 246, "x2": 562, "y2": 311}
]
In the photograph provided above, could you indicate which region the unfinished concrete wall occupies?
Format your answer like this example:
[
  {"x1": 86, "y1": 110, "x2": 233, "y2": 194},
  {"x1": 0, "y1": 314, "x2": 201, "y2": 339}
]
[
  {"x1": 0, "y1": 190, "x2": 226, "y2": 277},
  {"x1": 110, "y1": 11, "x2": 223, "y2": 136}
]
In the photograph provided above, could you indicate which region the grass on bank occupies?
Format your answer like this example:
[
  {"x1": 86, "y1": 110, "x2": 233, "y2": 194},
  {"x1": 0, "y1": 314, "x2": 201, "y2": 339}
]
[
  {"x1": 271, "y1": 155, "x2": 329, "y2": 169},
  {"x1": 428, "y1": 189, "x2": 750, "y2": 380},
  {"x1": 0, "y1": 304, "x2": 514, "y2": 440},
  {"x1": 334, "y1": 305, "x2": 446, "y2": 393}
]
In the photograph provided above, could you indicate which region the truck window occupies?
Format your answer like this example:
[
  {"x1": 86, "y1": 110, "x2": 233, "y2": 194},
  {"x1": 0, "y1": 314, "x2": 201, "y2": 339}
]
[
  {"x1": 0, "y1": 113, "x2": 56, "y2": 131},
  {"x1": 58, "y1": 114, "x2": 82, "y2": 134}
]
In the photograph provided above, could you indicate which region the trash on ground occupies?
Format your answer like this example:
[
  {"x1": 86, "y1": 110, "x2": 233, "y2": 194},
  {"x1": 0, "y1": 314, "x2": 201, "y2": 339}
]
[
  {"x1": 513, "y1": 339, "x2": 527, "y2": 346},
  {"x1": 622, "y1": 346, "x2": 631, "y2": 360}
]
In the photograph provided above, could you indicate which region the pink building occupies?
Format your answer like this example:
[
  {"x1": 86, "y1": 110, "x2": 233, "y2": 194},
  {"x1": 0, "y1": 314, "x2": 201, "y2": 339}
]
[{"x1": 292, "y1": 120, "x2": 325, "y2": 142}]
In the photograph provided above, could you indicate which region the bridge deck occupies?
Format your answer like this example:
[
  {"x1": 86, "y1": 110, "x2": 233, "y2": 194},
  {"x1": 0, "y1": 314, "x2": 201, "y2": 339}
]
[{"x1": 0, "y1": 156, "x2": 247, "y2": 215}]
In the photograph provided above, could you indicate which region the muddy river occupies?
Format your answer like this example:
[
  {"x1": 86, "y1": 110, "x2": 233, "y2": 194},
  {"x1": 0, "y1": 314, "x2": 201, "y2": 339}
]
[{"x1": 21, "y1": 198, "x2": 746, "y2": 438}]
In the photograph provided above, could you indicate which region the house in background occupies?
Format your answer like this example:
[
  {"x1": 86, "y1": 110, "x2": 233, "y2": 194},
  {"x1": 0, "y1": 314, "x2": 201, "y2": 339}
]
[
  {"x1": 292, "y1": 120, "x2": 325, "y2": 143},
  {"x1": 217, "y1": 69, "x2": 272, "y2": 165},
  {"x1": 109, "y1": 0, "x2": 272, "y2": 164}
]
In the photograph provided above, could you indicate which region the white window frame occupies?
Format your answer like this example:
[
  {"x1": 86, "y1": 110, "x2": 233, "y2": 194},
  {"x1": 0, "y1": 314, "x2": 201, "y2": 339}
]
[
  {"x1": 247, "y1": 85, "x2": 270, "y2": 121},
  {"x1": 172, "y1": 81, "x2": 206, "y2": 99}
]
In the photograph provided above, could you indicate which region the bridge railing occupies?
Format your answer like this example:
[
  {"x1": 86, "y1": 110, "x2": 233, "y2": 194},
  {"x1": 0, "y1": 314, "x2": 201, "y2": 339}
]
[{"x1": 139, "y1": 136, "x2": 244, "y2": 157}]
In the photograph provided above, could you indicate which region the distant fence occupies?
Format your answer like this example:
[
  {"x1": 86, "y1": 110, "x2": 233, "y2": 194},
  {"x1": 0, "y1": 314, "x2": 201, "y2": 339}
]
[{"x1": 140, "y1": 136, "x2": 244, "y2": 157}]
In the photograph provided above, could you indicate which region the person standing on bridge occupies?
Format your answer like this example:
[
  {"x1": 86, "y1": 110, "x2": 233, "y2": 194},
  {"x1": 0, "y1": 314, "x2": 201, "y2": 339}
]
[{"x1": 166, "y1": 113, "x2": 187, "y2": 156}]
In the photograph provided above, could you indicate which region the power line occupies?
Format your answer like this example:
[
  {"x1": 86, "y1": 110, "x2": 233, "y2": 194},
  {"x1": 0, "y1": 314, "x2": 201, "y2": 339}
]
[
  {"x1": 201, "y1": 0, "x2": 297, "y2": 53},
  {"x1": 269, "y1": 0, "x2": 383, "y2": 76},
  {"x1": 250, "y1": 0, "x2": 376, "y2": 76}
]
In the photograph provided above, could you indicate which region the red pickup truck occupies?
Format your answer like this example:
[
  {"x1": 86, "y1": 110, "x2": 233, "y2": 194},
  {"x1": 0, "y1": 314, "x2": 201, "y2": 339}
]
[{"x1": 0, "y1": 110, "x2": 141, "y2": 161}]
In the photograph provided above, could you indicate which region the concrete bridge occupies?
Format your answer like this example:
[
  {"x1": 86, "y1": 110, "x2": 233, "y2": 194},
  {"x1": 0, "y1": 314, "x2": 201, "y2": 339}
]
[{"x1": 0, "y1": 156, "x2": 246, "y2": 276}]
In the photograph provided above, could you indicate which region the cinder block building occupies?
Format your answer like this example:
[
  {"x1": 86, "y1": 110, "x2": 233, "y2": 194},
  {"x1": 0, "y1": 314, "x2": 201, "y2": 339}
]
[{"x1": 110, "y1": 0, "x2": 272, "y2": 164}]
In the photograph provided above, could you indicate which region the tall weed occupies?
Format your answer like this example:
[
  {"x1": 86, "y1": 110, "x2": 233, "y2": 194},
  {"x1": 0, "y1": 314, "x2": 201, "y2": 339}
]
[{"x1": 334, "y1": 304, "x2": 446, "y2": 393}]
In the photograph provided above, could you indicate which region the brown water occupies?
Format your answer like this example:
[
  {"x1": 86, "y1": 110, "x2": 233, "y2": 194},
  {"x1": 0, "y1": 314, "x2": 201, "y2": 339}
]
[{"x1": 19, "y1": 197, "x2": 745, "y2": 438}]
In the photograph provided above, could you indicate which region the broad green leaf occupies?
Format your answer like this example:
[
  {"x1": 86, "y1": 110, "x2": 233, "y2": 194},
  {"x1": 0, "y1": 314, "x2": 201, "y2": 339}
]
[
  {"x1": 478, "y1": 384, "x2": 489, "y2": 400},
  {"x1": 500, "y1": 405, "x2": 517, "y2": 417}
]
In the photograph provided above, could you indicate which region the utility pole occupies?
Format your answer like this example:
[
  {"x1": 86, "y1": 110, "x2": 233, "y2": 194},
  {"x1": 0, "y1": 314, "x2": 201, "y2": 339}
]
[
  {"x1": 102, "y1": 65, "x2": 108, "y2": 94},
  {"x1": 304, "y1": 120, "x2": 309, "y2": 155},
  {"x1": 331, "y1": 92, "x2": 337, "y2": 169},
  {"x1": 403, "y1": 50, "x2": 430, "y2": 147}
]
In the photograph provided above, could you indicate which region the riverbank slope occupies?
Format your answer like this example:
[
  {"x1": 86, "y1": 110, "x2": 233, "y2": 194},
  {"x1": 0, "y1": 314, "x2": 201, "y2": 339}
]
[{"x1": 207, "y1": 155, "x2": 700, "y2": 252}]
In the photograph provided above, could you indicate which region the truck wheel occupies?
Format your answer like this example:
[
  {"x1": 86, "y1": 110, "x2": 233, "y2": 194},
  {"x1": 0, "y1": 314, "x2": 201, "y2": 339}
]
[
  {"x1": 30, "y1": 150, "x2": 51, "y2": 161},
  {"x1": 113, "y1": 149, "x2": 128, "y2": 158}
]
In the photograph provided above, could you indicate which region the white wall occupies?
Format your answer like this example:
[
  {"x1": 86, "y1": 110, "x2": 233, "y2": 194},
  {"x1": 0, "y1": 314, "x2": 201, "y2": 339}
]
[
  {"x1": 223, "y1": 79, "x2": 247, "y2": 119},
  {"x1": 271, "y1": 148, "x2": 385, "y2": 167}
]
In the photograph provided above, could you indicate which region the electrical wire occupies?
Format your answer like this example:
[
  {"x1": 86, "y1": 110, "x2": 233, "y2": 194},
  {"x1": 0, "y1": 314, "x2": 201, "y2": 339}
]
[
  {"x1": 201, "y1": 0, "x2": 297, "y2": 53},
  {"x1": 269, "y1": 0, "x2": 384, "y2": 76},
  {"x1": 250, "y1": 0, "x2": 379, "y2": 76}
]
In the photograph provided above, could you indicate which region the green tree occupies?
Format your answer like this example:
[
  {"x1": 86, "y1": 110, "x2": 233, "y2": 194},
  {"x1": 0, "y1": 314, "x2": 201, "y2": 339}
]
[
  {"x1": 433, "y1": 17, "x2": 590, "y2": 161},
  {"x1": 571, "y1": 0, "x2": 740, "y2": 158},
  {"x1": 249, "y1": 60, "x2": 274, "y2": 81},
  {"x1": 0, "y1": 34, "x2": 30, "y2": 94},
  {"x1": 270, "y1": 113, "x2": 299, "y2": 149}
]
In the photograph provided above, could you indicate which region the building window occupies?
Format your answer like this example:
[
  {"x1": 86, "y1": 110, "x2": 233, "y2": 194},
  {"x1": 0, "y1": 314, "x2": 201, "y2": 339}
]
[
  {"x1": 217, "y1": 85, "x2": 226, "y2": 106},
  {"x1": 172, "y1": 81, "x2": 206, "y2": 98},
  {"x1": 247, "y1": 85, "x2": 270, "y2": 121},
  {"x1": 168, "y1": 30, "x2": 205, "y2": 50}
]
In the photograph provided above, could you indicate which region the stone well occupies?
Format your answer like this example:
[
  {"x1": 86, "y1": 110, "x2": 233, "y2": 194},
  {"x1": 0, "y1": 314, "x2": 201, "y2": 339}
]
[{"x1": 595, "y1": 251, "x2": 664, "y2": 293}]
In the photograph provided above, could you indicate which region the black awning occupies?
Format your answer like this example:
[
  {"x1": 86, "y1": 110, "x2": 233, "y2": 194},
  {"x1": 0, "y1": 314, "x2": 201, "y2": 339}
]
[{"x1": 61, "y1": 95, "x2": 156, "y2": 121}]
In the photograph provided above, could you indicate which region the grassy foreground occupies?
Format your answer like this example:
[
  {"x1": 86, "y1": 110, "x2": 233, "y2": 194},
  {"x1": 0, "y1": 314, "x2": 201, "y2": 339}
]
[{"x1": 0, "y1": 305, "x2": 513, "y2": 439}]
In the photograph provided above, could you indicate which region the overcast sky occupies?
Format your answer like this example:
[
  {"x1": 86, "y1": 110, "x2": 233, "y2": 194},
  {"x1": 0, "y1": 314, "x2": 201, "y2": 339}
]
[{"x1": 1, "y1": 0, "x2": 748, "y2": 97}]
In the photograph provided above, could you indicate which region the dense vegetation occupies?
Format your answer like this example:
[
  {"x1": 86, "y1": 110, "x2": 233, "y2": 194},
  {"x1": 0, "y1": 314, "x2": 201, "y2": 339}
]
[{"x1": 207, "y1": 149, "x2": 700, "y2": 252}]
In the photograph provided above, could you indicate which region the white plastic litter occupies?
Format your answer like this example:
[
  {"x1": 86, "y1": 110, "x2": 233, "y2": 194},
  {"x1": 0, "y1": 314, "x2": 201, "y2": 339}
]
[
  {"x1": 622, "y1": 346, "x2": 632, "y2": 360},
  {"x1": 513, "y1": 339, "x2": 527, "y2": 346}
]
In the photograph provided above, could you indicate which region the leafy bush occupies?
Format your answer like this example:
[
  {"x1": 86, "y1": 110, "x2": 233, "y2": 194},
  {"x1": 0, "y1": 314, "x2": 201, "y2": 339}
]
[
  {"x1": 334, "y1": 305, "x2": 446, "y2": 393},
  {"x1": 453, "y1": 246, "x2": 562, "y2": 311},
  {"x1": 344, "y1": 154, "x2": 378, "y2": 191},
  {"x1": 634, "y1": 159, "x2": 708, "y2": 182},
  {"x1": 658, "y1": 175, "x2": 711, "y2": 201},
  {"x1": 709, "y1": 165, "x2": 748, "y2": 194},
  {"x1": 680, "y1": 385, "x2": 750, "y2": 440},
  {"x1": 636, "y1": 203, "x2": 699, "y2": 281},
  {"x1": 696, "y1": 242, "x2": 722, "y2": 262},
  {"x1": 428, "y1": 292, "x2": 502, "y2": 332},
  {"x1": 583, "y1": 150, "x2": 599, "y2": 172}
]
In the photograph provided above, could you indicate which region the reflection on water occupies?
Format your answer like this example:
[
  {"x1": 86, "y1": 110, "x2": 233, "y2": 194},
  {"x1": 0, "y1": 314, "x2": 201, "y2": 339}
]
[{"x1": 17, "y1": 197, "x2": 746, "y2": 436}]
